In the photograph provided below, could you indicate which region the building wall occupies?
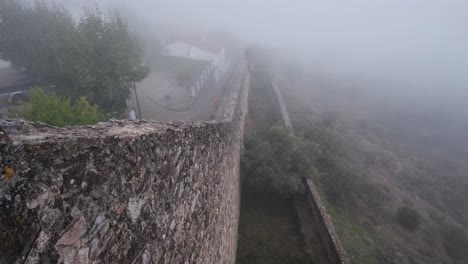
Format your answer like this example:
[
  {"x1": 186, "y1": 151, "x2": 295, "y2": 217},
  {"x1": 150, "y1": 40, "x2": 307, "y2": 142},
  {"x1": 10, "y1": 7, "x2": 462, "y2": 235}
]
[
  {"x1": 0, "y1": 66, "x2": 249, "y2": 264},
  {"x1": 0, "y1": 59, "x2": 10, "y2": 68},
  {"x1": 189, "y1": 47, "x2": 218, "y2": 64},
  {"x1": 166, "y1": 42, "x2": 224, "y2": 67},
  {"x1": 166, "y1": 42, "x2": 191, "y2": 58}
]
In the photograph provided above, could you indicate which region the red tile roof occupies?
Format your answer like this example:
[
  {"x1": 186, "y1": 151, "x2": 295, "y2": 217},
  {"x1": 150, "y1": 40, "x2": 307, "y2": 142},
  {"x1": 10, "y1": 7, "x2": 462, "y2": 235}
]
[{"x1": 172, "y1": 35, "x2": 224, "y2": 55}]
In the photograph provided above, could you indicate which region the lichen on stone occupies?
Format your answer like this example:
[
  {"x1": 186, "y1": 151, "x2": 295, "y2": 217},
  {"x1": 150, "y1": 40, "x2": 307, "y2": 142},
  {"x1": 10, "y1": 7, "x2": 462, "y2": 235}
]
[
  {"x1": 2, "y1": 165, "x2": 14, "y2": 180},
  {"x1": 15, "y1": 215, "x2": 26, "y2": 225}
]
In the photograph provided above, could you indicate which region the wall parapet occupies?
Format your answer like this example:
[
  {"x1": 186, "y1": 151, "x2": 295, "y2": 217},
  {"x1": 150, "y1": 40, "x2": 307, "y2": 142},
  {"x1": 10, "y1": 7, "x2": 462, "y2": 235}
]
[{"x1": 0, "y1": 65, "x2": 249, "y2": 264}]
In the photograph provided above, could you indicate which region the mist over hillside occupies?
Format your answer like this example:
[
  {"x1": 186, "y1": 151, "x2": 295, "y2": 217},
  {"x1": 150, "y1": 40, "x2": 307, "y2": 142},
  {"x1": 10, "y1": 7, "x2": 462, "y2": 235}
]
[
  {"x1": 15, "y1": 0, "x2": 468, "y2": 191},
  {"x1": 45, "y1": 0, "x2": 468, "y2": 123},
  {"x1": 2, "y1": 1, "x2": 468, "y2": 263},
  {"x1": 46, "y1": 0, "x2": 468, "y2": 193}
]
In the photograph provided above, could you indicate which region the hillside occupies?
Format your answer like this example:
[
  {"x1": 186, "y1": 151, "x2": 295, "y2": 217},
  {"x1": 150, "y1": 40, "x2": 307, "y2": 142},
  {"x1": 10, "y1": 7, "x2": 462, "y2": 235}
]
[{"x1": 276, "y1": 66, "x2": 468, "y2": 264}]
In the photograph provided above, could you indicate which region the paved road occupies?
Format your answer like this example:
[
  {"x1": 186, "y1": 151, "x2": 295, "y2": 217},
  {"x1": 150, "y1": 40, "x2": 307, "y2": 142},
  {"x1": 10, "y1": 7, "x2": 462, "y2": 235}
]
[{"x1": 136, "y1": 62, "x2": 236, "y2": 122}]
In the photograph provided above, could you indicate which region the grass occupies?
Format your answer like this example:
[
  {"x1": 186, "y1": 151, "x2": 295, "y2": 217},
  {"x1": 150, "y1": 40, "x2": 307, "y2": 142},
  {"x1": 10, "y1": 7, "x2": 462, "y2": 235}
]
[
  {"x1": 236, "y1": 186, "x2": 310, "y2": 264},
  {"x1": 327, "y1": 205, "x2": 386, "y2": 264}
]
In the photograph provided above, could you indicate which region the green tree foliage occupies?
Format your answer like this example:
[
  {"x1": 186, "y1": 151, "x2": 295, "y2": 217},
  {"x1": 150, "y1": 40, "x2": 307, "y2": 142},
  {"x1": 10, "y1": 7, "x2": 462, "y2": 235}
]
[
  {"x1": 23, "y1": 88, "x2": 101, "y2": 127},
  {"x1": 0, "y1": 0, "x2": 148, "y2": 115},
  {"x1": 72, "y1": 97, "x2": 103, "y2": 125},
  {"x1": 396, "y1": 206, "x2": 421, "y2": 231},
  {"x1": 242, "y1": 126, "x2": 318, "y2": 197}
]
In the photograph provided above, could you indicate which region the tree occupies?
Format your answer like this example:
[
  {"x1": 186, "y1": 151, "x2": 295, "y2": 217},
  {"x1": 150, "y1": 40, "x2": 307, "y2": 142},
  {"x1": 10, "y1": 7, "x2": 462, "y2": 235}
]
[
  {"x1": 242, "y1": 126, "x2": 318, "y2": 197},
  {"x1": 0, "y1": 0, "x2": 148, "y2": 115},
  {"x1": 22, "y1": 88, "x2": 101, "y2": 127}
]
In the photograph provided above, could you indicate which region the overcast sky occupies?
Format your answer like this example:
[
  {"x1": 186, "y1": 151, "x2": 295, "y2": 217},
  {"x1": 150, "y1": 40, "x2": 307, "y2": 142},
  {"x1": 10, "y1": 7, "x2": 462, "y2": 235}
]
[{"x1": 27, "y1": 0, "x2": 468, "y2": 114}]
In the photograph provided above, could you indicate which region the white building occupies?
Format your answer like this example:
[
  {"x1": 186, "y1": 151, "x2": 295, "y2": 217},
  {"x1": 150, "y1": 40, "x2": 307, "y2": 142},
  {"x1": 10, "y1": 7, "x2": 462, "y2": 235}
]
[
  {"x1": 0, "y1": 59, "x2": 10, "y2": 68},
  {"x1": 165, "y1": 35, "x2": 226, "y2": 68},
  {"x1": 163, "y1": 35, "x2": 231, "y2": 98}
]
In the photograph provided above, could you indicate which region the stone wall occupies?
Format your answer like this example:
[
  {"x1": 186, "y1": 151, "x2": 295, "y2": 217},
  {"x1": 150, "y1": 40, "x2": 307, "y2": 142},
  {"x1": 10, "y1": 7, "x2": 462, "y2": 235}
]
[
  {"x1": 271, "y1": 79, "x2": 350, "y2": 264},
  {"x1": 305, "y1": 180, "x2": 350, "y2": 264},
  {"x1": 0, "y1": 66, "x2": 249, "y2": 264}
]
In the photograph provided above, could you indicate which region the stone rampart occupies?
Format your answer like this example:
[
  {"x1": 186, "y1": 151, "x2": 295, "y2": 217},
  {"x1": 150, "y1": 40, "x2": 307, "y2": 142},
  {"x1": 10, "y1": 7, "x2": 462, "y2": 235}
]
[{"x1": 0, "y1": 65, "x2": 249, "y2": 264}]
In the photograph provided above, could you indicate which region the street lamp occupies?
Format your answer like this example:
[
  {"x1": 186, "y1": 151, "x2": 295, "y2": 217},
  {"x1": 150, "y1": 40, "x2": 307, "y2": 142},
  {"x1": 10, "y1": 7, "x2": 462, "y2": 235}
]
[{"x1": 133, "y1": 81, "x2": 142, "y2": 120}]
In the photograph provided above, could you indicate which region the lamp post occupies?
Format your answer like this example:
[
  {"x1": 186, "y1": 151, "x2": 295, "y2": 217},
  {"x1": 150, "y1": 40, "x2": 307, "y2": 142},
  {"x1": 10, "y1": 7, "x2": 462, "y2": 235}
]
[{"x1": 133, "y1": 81, "x2": 142, "y2": 120}]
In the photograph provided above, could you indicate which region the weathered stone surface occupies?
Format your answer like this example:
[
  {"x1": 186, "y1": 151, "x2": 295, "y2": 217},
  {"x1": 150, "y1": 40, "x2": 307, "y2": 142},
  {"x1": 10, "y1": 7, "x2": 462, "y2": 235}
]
[
  {"x1": 305, "y1": 180, "x2": 351, "y2": 264},
  {"x1": 56, "y1": 216, "x2": 88, "y2": 246},
  {"x1": 0, "y1": 66, "x2": 249, "y2": 263}
]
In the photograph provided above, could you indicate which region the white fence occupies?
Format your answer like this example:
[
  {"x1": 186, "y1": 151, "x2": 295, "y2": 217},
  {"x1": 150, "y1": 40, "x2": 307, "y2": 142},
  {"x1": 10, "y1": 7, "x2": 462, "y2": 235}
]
[{"x1": 190, "y1": 58, "x2": 231, "y2": 98}]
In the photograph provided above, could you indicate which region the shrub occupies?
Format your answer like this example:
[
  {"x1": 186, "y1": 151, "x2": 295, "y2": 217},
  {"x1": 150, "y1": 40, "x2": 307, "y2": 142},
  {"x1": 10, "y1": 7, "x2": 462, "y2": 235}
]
[
  {"x1": 242, "y1": 126, "x2": 318, "y2": 197},
  {"x1": 72, "y1": 97, "x2": 102, "y2": 125},
  {"x1": 396, "y1": 206, "x2": 421, "y2": 230},
  {"x1": 22, "y1": 88, "x2": 102, "y2": 127}
]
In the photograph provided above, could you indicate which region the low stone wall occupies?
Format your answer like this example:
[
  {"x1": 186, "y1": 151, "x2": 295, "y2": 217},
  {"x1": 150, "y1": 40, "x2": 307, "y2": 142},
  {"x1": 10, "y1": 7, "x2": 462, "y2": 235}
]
[
  {"x1": 305, "y1": 180, "x2": 350, "y2": 264},
  {"x1": 271, "y1": 80, "x2": 294, "y2": 133},
  {"x1": 0, "y1": 66, "x2": 249, "y2": 264},
  {"x1": 271, "y1": 79, "x2": 350, "y2": 264}
]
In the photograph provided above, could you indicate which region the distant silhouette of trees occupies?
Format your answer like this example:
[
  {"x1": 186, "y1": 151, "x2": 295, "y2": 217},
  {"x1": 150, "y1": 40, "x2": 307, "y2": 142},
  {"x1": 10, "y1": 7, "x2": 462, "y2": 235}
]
[{"x1": 0, "y1": 0, "x2": 148, "y2": 115}]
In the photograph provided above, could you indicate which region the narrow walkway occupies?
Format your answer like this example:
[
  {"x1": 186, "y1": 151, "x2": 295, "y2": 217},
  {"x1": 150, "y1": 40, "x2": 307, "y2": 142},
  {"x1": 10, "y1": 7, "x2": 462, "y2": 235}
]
[
  {"x1": 237, "y1": 187, "x2": 311, "y2": 264},
  {"x1": 294, "y1": 198, "x2": 330, "y2": 263}
]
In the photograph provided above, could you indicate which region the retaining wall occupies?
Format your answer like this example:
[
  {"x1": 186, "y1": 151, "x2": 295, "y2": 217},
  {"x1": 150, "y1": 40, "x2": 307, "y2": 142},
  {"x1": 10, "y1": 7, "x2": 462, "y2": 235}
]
[
  {"x1": 304, "y1": 180, "x2": 350, "y2": 264},
  {"x1": 0, "y1": 66, "x2": 249, "y2": 264}
]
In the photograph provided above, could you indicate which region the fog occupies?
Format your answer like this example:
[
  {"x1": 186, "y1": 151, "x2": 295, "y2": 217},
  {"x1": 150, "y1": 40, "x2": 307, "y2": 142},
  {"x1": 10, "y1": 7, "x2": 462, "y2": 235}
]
[
  {"x1": 0, "y1": 59, "x2": 10, "y2": 68},
  {"x1": 38, "y1": 0, "x2": 468, "y2": 118}
]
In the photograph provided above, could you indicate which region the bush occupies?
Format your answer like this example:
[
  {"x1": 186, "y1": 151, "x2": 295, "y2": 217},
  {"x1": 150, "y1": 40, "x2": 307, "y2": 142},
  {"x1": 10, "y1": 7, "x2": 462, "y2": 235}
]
[
  {"x1": 242, "y1": 126, "x2": 318, "y2": 197},
  {"x1": 72, "y1": 97, "x2": 103, "y2": 125},
  {"x1": 22, "y1": 88, "x2": 102, "y2": 127},
  {"x1": 396, "y1": 206, "x2": 421, "y2": 230}
]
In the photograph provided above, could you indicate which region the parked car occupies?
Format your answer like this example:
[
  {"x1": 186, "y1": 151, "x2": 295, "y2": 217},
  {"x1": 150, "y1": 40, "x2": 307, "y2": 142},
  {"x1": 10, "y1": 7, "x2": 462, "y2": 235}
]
[{"x1": 0, "y1": 67, "x2": 54, "y2": 105}]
